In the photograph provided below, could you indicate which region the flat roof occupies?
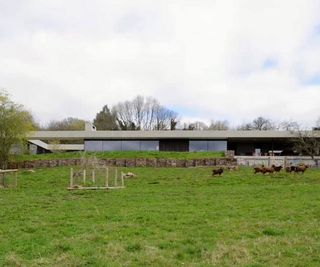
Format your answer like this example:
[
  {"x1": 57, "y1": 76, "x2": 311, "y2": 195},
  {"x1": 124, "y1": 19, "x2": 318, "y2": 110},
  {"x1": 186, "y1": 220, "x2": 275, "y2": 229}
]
[{"x1": 27, "y1": 130, "x2": 320, "y2": 140}]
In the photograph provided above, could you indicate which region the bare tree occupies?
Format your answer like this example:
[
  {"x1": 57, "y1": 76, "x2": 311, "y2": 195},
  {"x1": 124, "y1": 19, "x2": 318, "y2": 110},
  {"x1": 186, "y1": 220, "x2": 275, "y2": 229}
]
[
  {"x1": 313, "y1": 117, "x2": 320, "y2": 130},
  {"x1": 154, "y1": 105, "x2": 178, "y2": 130},
  {"x1": 112, "y1": 100, "x2": 136, "y2": 130},
  {"x1": 132, "y1": 95, "x2": 145, "y2": 130},
  {"x1": 237, "y1": 123, "x2": 253, "y2": 131},
  {"x1": 112, "y1": 96, "x2": 178, "y2": 130},
  {"x1": 237, "y1": 117, "x2": 274, "y2": 130},
  {"x1": 293, "y1": 129, "x2": 320, "y2": 166},
  {"x1": 252, "y1": 116, "x2": 275, "y2": 130},
  {"x1": 278, "y1": 120, "x2": 299, "y2": 131},
  {"x1": 183, "y1": 121, "x2": 208, "y2": 130},
  {"x1": 143, "y1": 97, "x2": 158, "y2": 130}
]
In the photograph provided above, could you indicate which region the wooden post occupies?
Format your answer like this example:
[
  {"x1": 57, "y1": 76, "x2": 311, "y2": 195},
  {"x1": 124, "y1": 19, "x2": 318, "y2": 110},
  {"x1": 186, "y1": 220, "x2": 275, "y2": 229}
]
[
  {"x1": 83, "y1": 169, "x2": 86, "y2": 185},
  {"x1": 14, "y1": 172, "x2": 17, "y2": 188},
  {"x1": 3, "y1": 173, "x2": 6, "y2": 188},
  {"x1": 284, "y1": 156, "x2": 287, "y2": 168},
  {"x1": 121, "y1": 172, "x2": 124, "y2": 187},
  {"x1": 268, "y1": 157, "x2": 271, "y2": 167},
  {"x1": 115, "y1": 168, "x2": 118, "y2": 187},
  {"x1": 92, "y1": 169, "x2": 95, "y2": 183},
  {"x1": 105, "y1": 167, "x2": 109, "y2": 188},
  {"x1": 70, "y1": 168, "x2": 74, "y2": 188}
]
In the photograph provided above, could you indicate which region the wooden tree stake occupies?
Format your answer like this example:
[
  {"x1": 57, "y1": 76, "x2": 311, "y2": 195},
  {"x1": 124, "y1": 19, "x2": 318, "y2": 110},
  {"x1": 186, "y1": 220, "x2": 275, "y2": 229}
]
[
  {"x1": 70, "y1": 168, "x2": 74, "y2": 188},
  {"x1": 105, "y1": 167, "x2": 109, "y2": 187},
  {"x1": 115, "y1": 168, "x2": 118, "y2": 187},
  {"x1": 83, "y1": 169, "x2": 86, "y2": 185},
  {"x1": 92, "y1": 169, "x2": 95, "y2": 183},
  {"x1": 121, "y1": 172, "x2": 124, "y2": 187}
]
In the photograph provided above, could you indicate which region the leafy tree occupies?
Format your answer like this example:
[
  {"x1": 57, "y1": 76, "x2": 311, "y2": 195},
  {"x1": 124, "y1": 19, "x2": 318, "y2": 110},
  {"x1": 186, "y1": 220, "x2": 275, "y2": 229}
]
[
  {"x1": 45, "y1": 117, "x2": 85, "y2": 131},
  {"x1": 93, "y1": 105, "x2": 118, "y2": 130},
  {"x1": 0, "y1": 91, "x2": 34, "y2": 169}
]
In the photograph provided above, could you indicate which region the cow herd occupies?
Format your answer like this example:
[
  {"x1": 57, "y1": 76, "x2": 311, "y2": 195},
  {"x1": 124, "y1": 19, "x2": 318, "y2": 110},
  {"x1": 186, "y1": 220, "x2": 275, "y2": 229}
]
[
  {"x1": 211, "y1": 163, "x2": 309, "y2": 177},
  {"x1": 254, "y1": 164, "x2": 309, "y2": 174}
]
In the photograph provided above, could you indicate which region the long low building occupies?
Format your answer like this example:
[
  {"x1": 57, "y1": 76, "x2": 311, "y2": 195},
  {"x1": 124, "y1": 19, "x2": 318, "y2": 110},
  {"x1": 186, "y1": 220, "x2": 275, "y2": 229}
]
[{"x1": 27, "y1": 130, "x2": 320, "y2": 156}]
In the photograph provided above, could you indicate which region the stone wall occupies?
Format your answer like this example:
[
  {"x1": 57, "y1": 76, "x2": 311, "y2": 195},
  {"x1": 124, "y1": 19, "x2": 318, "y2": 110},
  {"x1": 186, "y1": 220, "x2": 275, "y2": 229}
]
[{"x1": 8, "y1": 157, "x2": 237, "y2": 169}]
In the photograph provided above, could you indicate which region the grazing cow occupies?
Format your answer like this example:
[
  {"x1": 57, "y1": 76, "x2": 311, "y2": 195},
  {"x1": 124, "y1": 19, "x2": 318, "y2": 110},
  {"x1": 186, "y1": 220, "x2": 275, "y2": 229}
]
[
  {"x1": 294, "y1": 165, "x2": 308, "y2": 174},
  {"x1": 271, "y1": 165, "x2": 282, "y2": 172},
  {"x1": 212, "y1": 167, "x2": 224, "y2": 176},
  {"x1": 262, "y1": 166, "x2": 275, "y2": 174},
  {"x1": 285, "y1": 164, "x2": 308, "y2": 174},
  {"x1": 254, "y1": 165, "x2": 275, "y2": 174},
  {"x1": 254, "y1": 165, "x2": 265, "y2": 174},
  {"x1": 226, "y1": 165, "x2": 239, "y2": 171},
  {"x1": 285, "y1": 166, "x2": 293, "y2": 173}
]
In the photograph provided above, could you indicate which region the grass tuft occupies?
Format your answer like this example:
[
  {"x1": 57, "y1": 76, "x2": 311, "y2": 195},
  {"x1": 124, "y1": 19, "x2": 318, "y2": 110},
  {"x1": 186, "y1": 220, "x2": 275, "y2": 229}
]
[{"x1": 3, "y1": 253, "x2": 23, "y2": 267}]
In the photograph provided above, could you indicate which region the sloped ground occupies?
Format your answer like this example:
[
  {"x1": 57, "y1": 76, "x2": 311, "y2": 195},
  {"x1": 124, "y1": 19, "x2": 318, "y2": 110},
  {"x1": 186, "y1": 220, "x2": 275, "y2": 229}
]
[{"x1": 0, "y1": 167, "x2": 319, "y2": 266}]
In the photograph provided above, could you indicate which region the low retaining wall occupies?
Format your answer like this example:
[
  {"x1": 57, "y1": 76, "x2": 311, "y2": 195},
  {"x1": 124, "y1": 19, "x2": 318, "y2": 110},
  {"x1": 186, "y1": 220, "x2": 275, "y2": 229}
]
[
  {"x1": 8, "y1": 157, "x2": 237, "y2": 169},
  {"x1": 236, "y1": 156, "x2": 320, "y2": 167}
]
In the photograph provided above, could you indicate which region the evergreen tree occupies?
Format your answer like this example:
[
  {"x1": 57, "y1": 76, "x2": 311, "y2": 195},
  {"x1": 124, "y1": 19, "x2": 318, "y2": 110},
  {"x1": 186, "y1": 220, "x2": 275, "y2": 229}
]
[{"x1": 93, "y1": 105, "x2": 118, "y2": 130}]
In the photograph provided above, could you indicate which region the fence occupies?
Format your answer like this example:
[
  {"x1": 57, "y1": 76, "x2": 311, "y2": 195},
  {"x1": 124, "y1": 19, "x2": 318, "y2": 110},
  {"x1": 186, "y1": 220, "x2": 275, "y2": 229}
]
[{"x1": 236, "y1": 156, "x2": 320, "y2": 167}]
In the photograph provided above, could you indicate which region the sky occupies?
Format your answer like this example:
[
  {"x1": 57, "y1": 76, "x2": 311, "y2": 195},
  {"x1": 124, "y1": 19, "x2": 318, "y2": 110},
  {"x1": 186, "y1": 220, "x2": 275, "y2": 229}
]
[{"x1": 0, "y1": 0, "x2": 320, "y2": 128}]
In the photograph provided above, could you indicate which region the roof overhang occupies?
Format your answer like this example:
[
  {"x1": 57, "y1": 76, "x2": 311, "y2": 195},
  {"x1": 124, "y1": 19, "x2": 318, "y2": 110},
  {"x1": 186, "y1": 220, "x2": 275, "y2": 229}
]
[{"x1": 27, "y1": 130, "x2": 320, "y2": 141}]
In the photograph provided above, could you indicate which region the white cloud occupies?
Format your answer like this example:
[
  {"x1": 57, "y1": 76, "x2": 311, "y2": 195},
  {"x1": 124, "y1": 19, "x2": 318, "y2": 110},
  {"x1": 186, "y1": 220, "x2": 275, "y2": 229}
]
[{"x1": 0, "y1": 0, "x2": 319, "y2": 127}]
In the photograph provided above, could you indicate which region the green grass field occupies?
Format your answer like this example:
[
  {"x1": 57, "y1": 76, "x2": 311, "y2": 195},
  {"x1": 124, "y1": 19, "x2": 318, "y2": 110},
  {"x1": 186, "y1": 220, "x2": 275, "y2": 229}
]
[
  {"x1": 11, "y1": 151, "x2": 224, "y2": 162},
  {"x1": 1, "y1": 167, "x2": 320, "y2": 266}
]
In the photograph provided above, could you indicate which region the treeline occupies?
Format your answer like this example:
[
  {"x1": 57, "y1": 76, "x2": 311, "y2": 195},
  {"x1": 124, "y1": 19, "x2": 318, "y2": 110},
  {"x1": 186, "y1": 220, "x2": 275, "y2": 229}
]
[
  {"x1": 43, "y1": 96, "x2": 178, "y2": 131},
  {"x1": 40, "y1": 95, "x2": 320, "y2": 131}
]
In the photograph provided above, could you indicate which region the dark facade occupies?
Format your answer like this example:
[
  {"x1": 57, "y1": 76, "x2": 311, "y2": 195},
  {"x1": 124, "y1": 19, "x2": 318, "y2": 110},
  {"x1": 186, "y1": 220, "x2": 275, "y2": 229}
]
[
  {"x1": 84, "y1": 139, "x2": 228, "y2": 152},
  {"x1": 159, "y1": 139, "x2": 189, "y2": 151},
  {"x1": 227, "y1": 138, "x2": 295, "y2": 156},
  {"x1": 29, "y1": 130, "x2": 320, "y2": 155}
]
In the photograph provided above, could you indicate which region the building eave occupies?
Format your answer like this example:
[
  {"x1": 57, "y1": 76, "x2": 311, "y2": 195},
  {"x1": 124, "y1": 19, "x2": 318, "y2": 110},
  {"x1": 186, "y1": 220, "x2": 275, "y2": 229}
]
[{"x1": 27, "y1": 130, "x2": 320, "y2": 141}]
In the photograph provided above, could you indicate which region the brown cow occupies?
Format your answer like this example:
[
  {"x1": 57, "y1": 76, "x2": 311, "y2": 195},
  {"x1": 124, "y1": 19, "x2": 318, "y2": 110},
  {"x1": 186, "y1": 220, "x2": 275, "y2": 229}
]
[
  {"x1": 226, "y1": 165, "x2": 239, "y2": 171},
  {"x1": 254, "y1": 165, "x2": 265, "y2": 174},
  {"x1": 294, "y1": 165, "x2": 308, "y2": 174},
  {"x1": 285, "y1": 166, "x2": 294, "y2": 173},
  {"x1": 262, "y1": 166, "x2": 275, "y2": 174}
]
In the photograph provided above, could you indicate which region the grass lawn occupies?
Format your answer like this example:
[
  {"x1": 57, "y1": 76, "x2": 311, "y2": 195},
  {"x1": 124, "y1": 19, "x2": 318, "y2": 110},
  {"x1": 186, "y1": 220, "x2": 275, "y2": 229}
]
[
  {"x1": 11, "y1": 151, "x2": 224, "y2": 162},
  {"x1": 1, "y1": 167, "x2": 320, "y2": 266}
]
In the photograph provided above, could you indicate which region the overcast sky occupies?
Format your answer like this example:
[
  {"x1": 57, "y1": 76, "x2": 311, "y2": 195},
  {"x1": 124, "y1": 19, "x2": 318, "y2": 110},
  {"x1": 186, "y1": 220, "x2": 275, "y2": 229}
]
[{"x1": 1, "y1": 0, "x2": 320, "y2": 127}]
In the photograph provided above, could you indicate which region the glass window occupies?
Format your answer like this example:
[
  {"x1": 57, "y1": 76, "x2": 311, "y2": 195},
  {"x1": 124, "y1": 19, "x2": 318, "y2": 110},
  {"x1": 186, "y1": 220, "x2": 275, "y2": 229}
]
[
  {"x1": 140, "y1": 141, "x2": 159, "y2": 151},
  {"x1": 121, "y1": 141, "x2": 140, "y2": 151},
  {"x1": 208, "y1": 141, "x2": 227, "y2": 151},
  {"x1": 102, "y1": 141, "x2": 122, "y2": 151},
  {"x1": 189, "y1": 141, "x2": 208, "y2": 152},
  {"x1": 85, "y1": 141, "x2": 103, "y2": 152}
]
